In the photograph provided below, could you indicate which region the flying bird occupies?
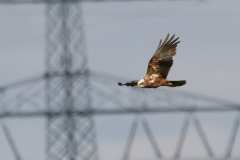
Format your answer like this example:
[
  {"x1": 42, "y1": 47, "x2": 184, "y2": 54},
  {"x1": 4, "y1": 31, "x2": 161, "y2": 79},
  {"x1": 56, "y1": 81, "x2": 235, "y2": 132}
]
[{"x1": 118, "y1": 33, "x2": 186, "y2": 88}]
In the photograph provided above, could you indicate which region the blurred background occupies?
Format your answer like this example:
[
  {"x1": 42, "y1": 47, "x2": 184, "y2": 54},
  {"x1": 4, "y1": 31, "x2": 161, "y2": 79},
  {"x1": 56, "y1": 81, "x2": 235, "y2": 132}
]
[{"x1": 0, "y1": 0, "x2": 240, "y2": 160}]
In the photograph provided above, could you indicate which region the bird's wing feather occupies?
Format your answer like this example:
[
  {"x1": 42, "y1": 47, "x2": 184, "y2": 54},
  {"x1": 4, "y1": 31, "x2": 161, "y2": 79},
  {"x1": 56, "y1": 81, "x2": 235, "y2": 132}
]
[
  {"x1": 118, "y1": 80, "x2": 139, "y2": 87},
  {"x1": 146, "y1": 33, "x2": 180, "y2": 78}
]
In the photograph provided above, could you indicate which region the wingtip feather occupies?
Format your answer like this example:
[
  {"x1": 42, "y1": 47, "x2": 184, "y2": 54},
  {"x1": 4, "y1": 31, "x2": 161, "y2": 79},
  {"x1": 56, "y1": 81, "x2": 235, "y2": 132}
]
[
  {"x1": 170, "y1": 37, "x2": 180, "y2": 45},
  {"x1": 158, "y1": 39, "x2": 162, "y2": 49},
  {"x1": 162, "y1": 33, "x2": 170, "y2": 46},
  {"x1": 166, "y1": 34, "x2": 175, "y2": 45}
]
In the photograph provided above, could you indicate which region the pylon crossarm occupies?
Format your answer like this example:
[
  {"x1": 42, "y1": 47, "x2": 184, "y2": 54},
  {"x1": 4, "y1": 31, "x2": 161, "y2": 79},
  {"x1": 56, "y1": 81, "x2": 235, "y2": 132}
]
[
  {"x1": 0, "y1": 70, "x2": 239, "y2": 110},
  {"x1": 0, "y1": 75, "x2": 44, "y2": 91},
  {"x1": 0, "y1": 0, "x2": 202, "y2": 4},
  {"x1": 86, "y1": 84, "x2": 127, "y2": 110},
  {"x1": 163, "y1": 89, "x2": 240, "y2": 109},
  {"x1": 0, "y1": 107, "x2": 239, "y2": 119},
  {"x1": 16, "y1": 89, "x2": 44, "y2": 111},
  {"x1": 90, "y1": 71, "x2": 240, "y2": 111},
  {"x1": 89, "y1": 70, "x2": 130, "y2": 84},
  {"x1": 0, "y1": 79, "x2": 45, "y2": 115},
  {"x1": 89, "y1": 74, "x2": 240, "y2": 112}
]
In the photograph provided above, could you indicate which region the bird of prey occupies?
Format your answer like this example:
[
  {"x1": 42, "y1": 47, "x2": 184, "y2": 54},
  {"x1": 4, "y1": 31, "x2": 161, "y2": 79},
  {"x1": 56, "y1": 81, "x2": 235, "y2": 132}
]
[{"x1": 118, "y1": 33, "x2": 186, "y2": 88}]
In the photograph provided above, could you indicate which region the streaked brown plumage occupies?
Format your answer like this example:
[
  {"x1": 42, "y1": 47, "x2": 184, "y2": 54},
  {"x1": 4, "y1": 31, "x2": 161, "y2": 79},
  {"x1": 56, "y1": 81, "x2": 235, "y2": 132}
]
[{"x1": 118, "y1": 33, "x2": 186, "y2": 88}]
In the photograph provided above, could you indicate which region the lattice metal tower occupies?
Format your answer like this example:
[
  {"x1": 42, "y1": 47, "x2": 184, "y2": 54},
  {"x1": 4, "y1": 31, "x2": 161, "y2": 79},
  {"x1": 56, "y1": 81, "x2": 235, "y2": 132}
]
[{"x1": 45, "y1": 1, "x2": 97, "y2": 160}]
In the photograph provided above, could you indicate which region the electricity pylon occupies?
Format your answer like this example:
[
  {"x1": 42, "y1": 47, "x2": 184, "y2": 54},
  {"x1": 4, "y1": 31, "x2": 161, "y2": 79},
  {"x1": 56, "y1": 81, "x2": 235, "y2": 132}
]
[
  {"x1": 0, "y1": 0, "x2": 239, "y2": 160},
  {"x1": 45, "y1": 2, "x2": 98, "y2": 160}
]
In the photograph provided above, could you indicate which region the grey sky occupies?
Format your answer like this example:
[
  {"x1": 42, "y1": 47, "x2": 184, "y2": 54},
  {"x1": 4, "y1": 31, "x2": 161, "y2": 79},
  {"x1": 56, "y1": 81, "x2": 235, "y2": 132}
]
[{"x1": 0, "y1": 0, "x2": 240, "y2": 160}]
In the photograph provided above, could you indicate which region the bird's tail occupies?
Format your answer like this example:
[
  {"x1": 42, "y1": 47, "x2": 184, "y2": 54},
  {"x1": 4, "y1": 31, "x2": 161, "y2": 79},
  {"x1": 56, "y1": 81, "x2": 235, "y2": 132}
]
[{"x1": 167, "y1": 80, "x2": 186, "y2": 87}]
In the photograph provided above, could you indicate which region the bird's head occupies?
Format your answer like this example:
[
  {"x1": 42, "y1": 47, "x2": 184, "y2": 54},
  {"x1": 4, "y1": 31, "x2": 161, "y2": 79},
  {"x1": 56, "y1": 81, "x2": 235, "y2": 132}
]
[{"x1": 137, "y1": 79, "x2": 145, "y2": 88}]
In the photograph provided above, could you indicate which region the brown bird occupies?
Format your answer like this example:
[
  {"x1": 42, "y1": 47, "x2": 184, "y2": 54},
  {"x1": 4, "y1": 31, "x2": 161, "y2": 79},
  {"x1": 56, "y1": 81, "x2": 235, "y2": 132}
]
[{"x1": 118, "y1": 33, "x2": 186, "y2": 88}]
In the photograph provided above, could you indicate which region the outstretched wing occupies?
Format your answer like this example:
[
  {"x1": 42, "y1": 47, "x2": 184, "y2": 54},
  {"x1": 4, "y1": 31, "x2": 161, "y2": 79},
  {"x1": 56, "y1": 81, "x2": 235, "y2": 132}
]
[
  {"x1": 146, "y1": 33, "x2": 180, "y2": 78},
  {"x1": 118, "y1": 80, "x2": 139, "y2": 87}
]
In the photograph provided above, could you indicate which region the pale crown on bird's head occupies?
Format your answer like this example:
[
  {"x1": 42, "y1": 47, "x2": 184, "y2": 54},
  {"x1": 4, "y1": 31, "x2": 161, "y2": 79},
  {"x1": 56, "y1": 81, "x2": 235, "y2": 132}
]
[{"x1": 137, "y1": 79, "x2": 145, "y2": 88}]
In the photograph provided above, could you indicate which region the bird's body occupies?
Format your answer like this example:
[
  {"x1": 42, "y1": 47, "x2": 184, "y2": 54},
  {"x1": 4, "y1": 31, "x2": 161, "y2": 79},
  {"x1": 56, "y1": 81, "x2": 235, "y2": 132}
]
[
  {"x1": 118, "y1": 33, "x2": 186, "y2": 88},
  {"x1": 138, "y1": 76, "x2": 171, "y2": 88}
]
